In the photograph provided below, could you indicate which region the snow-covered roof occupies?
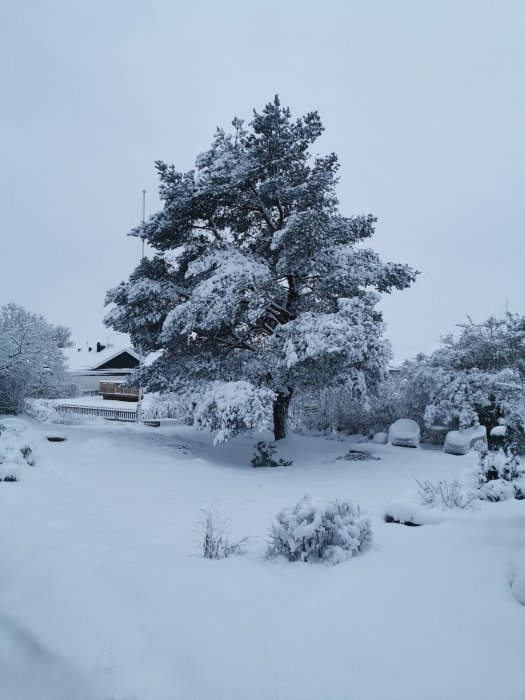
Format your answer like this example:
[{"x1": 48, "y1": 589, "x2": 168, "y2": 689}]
[
  {"x1": 63, "y1": 346, "x2": 140, "y2": 372},
  {"x1": 143, "y1": 350, "x2": 163, "y2": 367}
]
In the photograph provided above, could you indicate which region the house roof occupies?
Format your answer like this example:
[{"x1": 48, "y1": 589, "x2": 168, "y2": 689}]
[{"x1": 63, "y1": 346, "x2": 140, "y2": 372}]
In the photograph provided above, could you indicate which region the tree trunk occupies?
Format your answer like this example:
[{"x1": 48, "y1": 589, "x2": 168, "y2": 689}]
[{"x1": 273, "y1": 390, "x2": 293, "y2": 441}]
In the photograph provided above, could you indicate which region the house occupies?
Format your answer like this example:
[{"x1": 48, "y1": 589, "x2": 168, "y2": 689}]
[{"x1": 63, "y1": 344, "x2": 141, "y2": 400}]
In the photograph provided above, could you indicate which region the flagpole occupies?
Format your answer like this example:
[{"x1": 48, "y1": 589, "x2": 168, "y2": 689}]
[{"x1": 137, "y1": 189, "x2": 146, "y2": 424}]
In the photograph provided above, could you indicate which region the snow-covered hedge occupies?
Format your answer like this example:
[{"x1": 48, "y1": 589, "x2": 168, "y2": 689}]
[
  {"x1": 25, "y1": 399, "x2": 101, "y2": 425},
  {"x1": 267, "y1": 495, "x2": 373, "y2": 565}
]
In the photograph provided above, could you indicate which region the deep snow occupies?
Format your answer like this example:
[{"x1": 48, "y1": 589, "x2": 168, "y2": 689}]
[{"x1": 1, "y1": 417, "x2": 524, "y2": 700}]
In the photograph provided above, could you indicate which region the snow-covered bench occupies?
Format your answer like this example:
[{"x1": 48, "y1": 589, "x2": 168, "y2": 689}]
[
  {"x1": 443, "y1": 425, "x2": 487, "y2": 455},
  {"x1": 388, "y1": 419, "x2": 420, "y2": 448}
]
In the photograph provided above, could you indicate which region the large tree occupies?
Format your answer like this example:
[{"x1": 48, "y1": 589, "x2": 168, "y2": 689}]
[
  {"x1": 105, "y1": 97, "x2": 416, "y2": 441},
  {"x1": 0, "y1": 303, "x2": 70, "y2": 413}
]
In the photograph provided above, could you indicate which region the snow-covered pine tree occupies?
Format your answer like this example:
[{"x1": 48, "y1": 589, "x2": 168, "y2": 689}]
[{"x1": 105, "y1": 97, "x2": 417, "y2": 441}]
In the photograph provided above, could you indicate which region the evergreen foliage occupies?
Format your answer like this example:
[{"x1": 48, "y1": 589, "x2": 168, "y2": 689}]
[
  {"x1": 105, "y1": 96, "x2": 416, "y2": 441},
  {"x1": 251, "y1": 441, "x2": 293, "y2": 468}
]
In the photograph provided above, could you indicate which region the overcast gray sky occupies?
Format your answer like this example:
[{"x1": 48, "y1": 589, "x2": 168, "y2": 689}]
[{"x1": 1, "y1": 0, "x2": 524, "y2": 361}]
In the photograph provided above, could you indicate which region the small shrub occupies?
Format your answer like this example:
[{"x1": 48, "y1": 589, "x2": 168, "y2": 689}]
[
  {"x1": 478, "y1": 449, "x2": 523, "y2": 485},
  {"x1": 336, "y1": 450, "x2": 380, "y2": 462},
  {"x1": 251, "y1": 441, "x2": 292, "y2": 468},
  {"x1": 2, "y1": 475, "x2": 18, "y2": 482},
  {"x1": 416, "y1": 479, "x2": 476, "y2": 509},
  {"x1": 196, "y1": 506, "x2": 251, "y2": 559},
  {"x1": 20, "y1": 445, "x2": 35, "y2": 465},
  {"x1": 514, "y1": 483, "x2": 525, "y2": 500},
  {"x1": 478, "y1": 479, "x2": 516, "y2": 502},
  {"x1": 476, "y1": 449, "x2": 524, "y2": 501},
  {"x1": 267, "y1": 495, "x2": 373, "y2": 565},
  {"x1": 0, "y1": 421, "x2": 37, "y2": 467}
]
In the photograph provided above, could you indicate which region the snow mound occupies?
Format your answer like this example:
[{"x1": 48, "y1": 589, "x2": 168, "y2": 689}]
[
  {"x1": 444, "y1": 425, "x2": 487, "y2": 455},
  {"x1": 389, "y1": 419, "x2": 420, "y2": 448},
  {"x1": 372, "y1": 431, "x2": 388, "y2": 444},
  {"x1": 385, "y1": 497, "x2": 443, "y2": 526}
]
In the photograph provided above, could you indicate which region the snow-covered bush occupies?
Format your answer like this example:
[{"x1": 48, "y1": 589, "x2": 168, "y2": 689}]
[
  {"x1": 267, "y1": 495, "x2": 373, "y2": 564},
  {"x1": 416, "y1": 479, "x2": 476, "y2": 509},
  {"x1": 477, "y1": 449, "x2": 524, "y2": 501},
  {"x1": 25, "y1": 399, "x2": 89, "y2": 426},
  {"x1": 478, "y1": 449, "x2": 523, "y2": 484},
  {"x1": 396, "y1": 313, "x2": 525, "y2": 452},
  {"x1": 294, "y1": 373, "x2": 410, "y2": 437},
  {"x1": 478, "y1": 479, "x2": 517, "y2": 502},
  {"x1": 251, "y1": 441, "x2": 292, "y2": 467},
  {"x1": 194, "y1": 381, "x2": 276, "y2": 444},
  {"x1": 0, "y1": 418, "x2": 39, "y2": 480},
  {"x1": 142, "y1": 392, "x2": 184, "y2": 420},
  {"x1": 196, "y1": 507, "x2": 251, "y2": 559},
  {"x1": 24, "y1": 399, "x2": 61, "y2": 423}
]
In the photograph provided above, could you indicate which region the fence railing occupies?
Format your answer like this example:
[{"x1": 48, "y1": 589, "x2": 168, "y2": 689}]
[{"x1": 56, "y1": 404, "x2": 137, "y2": 422}]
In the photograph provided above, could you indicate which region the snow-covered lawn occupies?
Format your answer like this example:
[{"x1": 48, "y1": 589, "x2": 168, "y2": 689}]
[{"x1": 1, "y1": 417, "x2": 524, "y2": 700}]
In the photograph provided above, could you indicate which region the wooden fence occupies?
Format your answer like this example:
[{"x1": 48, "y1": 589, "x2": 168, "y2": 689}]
[{"x1": 56, "y1": 404, "x2": 137, "y2": 422}]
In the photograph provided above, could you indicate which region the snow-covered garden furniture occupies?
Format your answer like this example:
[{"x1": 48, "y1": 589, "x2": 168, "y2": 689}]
[
  {"x1": 372, "y1": 431, "x2": 388, "y2": 444},
  {"x1": 388, "y1": 419, "x2": 420, "y2": 448},
  {"x1": 443, "y1": 425, "x2": 486, "y2": 455}
]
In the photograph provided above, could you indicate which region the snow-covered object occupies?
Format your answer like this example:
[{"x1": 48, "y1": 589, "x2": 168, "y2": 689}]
[
  {"x1": 194, "y1": 381, "x2": 275, "y2": 445},
  {"x1": 444, "y1": 425, "x2": 487, "y2": 455},
  {"x1": 388, "y1": 419, "x2": 420, "y2": 448},
  {"x1": 490, "y1": 425, "x2": 507, "y2": 437},
  {"x1": 385, "y1": 498, "x2": 443, "y2": 526},
  {"x1": 478, "y1": 449, "x2": 523, "y2": 484},
  {"x1": 267, "y1": 495, "x2": 373, "y2": 564},
  {"x1": 0, "y1": 419, "x2": 39, "y2": 475},
  {"x1": 372, "y1": 431, "x2": 388, "y2": 444},
  {"x1": 478, "y1": 479, "x2": 516, "y2": 502}
]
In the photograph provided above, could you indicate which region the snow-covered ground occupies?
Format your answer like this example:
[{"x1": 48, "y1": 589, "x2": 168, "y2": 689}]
[{"x1": 1, "y1": 417, "x2": 524, "y2": 700}]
